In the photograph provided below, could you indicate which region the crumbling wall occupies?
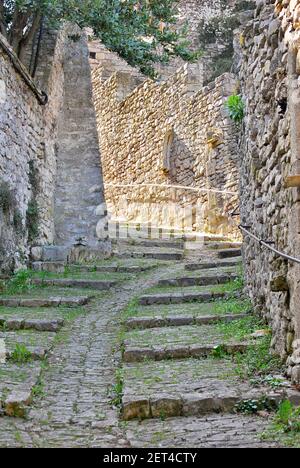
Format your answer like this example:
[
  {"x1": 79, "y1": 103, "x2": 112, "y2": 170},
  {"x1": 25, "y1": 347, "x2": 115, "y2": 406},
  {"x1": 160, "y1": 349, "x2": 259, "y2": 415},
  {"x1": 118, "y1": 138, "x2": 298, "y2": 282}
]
[
  {"x1": 237, "y1": 0, "x2": 300, "y2": 382},
  {"x1": 92, "y1": 65, "x2": 240, "y2": 238}
]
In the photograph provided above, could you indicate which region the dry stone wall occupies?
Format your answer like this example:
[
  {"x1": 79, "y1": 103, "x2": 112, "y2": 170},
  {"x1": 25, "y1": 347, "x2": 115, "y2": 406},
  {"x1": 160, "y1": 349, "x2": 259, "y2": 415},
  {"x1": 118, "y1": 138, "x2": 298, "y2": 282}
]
[
  {"x1": 0, "y1": 33, "x2": 62, "y2": 272},
  {"x1": 237, "y1": 0, "x2": 300, "y2": 382},
  {"x1": 0, "y1": 25, "x2": 109, "y2": 272},
  {"x1": 92, "y1": 65, "x2": 240, "y2": 238}
]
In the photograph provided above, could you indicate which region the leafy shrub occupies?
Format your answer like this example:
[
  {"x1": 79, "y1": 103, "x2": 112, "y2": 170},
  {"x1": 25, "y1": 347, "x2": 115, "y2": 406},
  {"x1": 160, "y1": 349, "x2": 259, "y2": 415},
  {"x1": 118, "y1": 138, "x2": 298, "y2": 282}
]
[
  {"x1": 5, "y1": 269, "x2": 32, "y2": 295},
  {"x1": 10, "y1": 344, "x2": 32, "y2": 363},
  {"x1": 226, "y1": 94, "x2": 245, "y2": 123}
]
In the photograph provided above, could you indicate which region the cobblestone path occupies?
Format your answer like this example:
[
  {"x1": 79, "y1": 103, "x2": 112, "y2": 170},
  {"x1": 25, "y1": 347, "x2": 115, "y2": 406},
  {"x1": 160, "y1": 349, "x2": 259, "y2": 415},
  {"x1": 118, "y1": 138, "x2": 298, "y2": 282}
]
[{"x1": 0, "y1": 240, "x2": 298, "y2": 447}]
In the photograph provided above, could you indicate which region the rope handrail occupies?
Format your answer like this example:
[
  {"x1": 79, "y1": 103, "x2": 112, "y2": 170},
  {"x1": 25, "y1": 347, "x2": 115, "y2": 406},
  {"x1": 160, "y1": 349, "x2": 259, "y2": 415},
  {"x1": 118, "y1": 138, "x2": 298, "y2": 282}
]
[
  {"x1": 104, "y1": 182, "x2": 238, "y2": 196},
  {"x1": 239, "y1": 225, "x2": 300, "y2": 265}
]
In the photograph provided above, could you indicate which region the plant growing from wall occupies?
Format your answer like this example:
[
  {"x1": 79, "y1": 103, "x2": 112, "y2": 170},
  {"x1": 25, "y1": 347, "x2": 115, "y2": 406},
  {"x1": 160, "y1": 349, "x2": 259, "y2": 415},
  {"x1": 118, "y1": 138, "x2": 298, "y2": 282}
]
[
  {"x1": 0, "y1": 0, "x2": 201, "y2": 78},
  {"x1": 26, "y1": 161, "x2": 39, "y2": 243},
  {"x1": 226, "y1": 94, "x2": 245, "y2": 123}
]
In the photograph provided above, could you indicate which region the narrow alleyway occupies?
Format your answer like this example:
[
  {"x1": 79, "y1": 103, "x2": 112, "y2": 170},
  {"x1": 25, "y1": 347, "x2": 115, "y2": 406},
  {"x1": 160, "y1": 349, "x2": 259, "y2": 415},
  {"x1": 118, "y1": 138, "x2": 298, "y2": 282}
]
[{"x1": 0, "y1": 239, "x2": 297, "y2": 447}]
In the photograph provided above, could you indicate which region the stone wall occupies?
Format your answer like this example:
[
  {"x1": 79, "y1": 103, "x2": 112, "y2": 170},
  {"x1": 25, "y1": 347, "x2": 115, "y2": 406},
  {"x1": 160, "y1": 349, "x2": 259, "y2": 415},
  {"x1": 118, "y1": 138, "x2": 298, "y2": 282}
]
[
  {"x1": 0, "y1": 26, "x2": 109, "y2": 272},
  {"x1": 0, "y1": 33, "x2": 54, "y2": 272},
  {"x1": 54, "y1": 26, "x2": 108, "y2": 248},
  {"x1": 237, "y1": 0, "x2": 300, "y2": 382},
  {"x1": 92, "y1": 65, "x2": 240, "y2": 238}
]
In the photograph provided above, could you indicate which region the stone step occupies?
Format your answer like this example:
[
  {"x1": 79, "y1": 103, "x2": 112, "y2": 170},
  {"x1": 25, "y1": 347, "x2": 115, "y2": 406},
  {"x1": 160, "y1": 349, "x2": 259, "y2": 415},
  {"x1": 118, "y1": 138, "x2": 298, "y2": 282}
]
[
  {"x1": 112, "y1": 239, "x2": 184, "y2": 249},
  {"x1": 32, "y1": 262, "x2": 66, "y2": 273},
  {"x1": 32, "y1": 278, "x2": 117, "y2": 290},
  {"x1": 185, "y1": 258, "x2": 242, "y2": 271},
  {"x1": 114, "y1": 251, "x2": 183, "y2": 261},
  {"x1": 206, "y1": 242, "x2": 243, "y2": 250},
  {"x1": 0, "y1": 363, "x2": 42, "y2": 418},
  {"x1": 157, "y1": 273, "x2": 238, "y2": 288},
  {"x1": 1, "y1": 331, "x2": 54, "y2": 362},
  {"x1": 217, "y1": 249, "x2": 242, "y2": 259},
  {"x1": 121, "y1": 358, "x2": 295, "y2": 421},
  {"x1": 0, "y1": 317, "x2": 64, "y2": 332},
  {"x1": 123, "y1": 342, "x2": 248, "y2": 362},
  {"x1": 0, "y1": 296, "x2": 91, "y2": 308},
  {"x1": 32, "y1": 262, "x2": 155, "y2": 274},
  {"x1": 138, "y1": 291, "x2": 226, "y2": 306},
  {"x1": 71, "y1": 264, "x2": 155, "y2": 274},
  {"x1": 125, "y1": 414, "x2": 280, "y2": 448},
  {"x1": 124, "y1": 313, "x2": 248, "y2": 330},
  {"x1": 123, "y1": 323, "x2": 249, "y2": 363}
]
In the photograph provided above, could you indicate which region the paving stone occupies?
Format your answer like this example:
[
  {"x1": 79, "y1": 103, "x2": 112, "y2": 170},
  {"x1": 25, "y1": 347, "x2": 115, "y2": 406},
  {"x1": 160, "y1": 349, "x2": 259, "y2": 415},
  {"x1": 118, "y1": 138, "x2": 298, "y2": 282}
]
[{"x1": 125, "y1": 415, "x2": 280, "y2": 448}]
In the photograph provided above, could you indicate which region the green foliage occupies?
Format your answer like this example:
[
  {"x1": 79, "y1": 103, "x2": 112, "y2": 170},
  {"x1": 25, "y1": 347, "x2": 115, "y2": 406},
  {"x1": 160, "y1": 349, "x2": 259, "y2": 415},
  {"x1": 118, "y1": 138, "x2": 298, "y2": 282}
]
[
  {"x1": 234, "y1": 335, "x2": 284, "y2": 380},
  {"x1": 217, "y1": 315, "x2": 263, "y2": 342},
  {"x1": 109, "y1": 368, "x2": 124, "y2": 408},
  {"x1": 262, "y1": 401, "x2": 300, "y2": 447},
  {"x1": 226, "y1": 94, "x2": 245, "y2": 123},
  {"x1": 26, "y1": 200, "x2": 39, "y2": 243},
  {"x1": 214, "y1": 297, "x2": 252, "y2": 315},
  {"x1": 235, "y1": 397, "x2": 278, "y2": 415},
  {"x1": 5, "y1": 269, "x2": 33, "y2": 295},
  {"x1": 10, "y1": 344, "x2": 33, "y2": 363},
  {"x1": 211, "y1": 345, "x2": 229, "y2": 359},
  {"x1": 2, "y1": 0, "x2": 200, "y2": 78},
  {"x1": 0, "y1": 181, "x2": 14, "y2": 212}
]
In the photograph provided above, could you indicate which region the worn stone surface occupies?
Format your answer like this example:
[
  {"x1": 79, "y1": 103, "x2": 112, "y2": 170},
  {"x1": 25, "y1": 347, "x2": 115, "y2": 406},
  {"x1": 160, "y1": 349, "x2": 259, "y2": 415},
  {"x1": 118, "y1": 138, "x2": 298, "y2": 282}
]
[{"x1": 126, "y1": 414, "x2": 279, "y2": 448}]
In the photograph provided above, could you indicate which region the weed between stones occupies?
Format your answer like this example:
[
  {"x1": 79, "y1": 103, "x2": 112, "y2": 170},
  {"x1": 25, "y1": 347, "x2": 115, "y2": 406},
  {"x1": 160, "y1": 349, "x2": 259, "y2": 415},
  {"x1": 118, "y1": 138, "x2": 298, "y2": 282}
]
[{"x1": 262, "y1": 401, "x2": 300, "y2": 448}]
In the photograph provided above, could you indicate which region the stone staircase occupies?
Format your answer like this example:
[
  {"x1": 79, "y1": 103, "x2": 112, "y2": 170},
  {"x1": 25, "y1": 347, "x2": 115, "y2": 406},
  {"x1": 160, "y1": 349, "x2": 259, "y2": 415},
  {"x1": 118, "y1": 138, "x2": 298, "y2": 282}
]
[{"x1": 114, "y1": 242, "x2": 300, "y2": 447}]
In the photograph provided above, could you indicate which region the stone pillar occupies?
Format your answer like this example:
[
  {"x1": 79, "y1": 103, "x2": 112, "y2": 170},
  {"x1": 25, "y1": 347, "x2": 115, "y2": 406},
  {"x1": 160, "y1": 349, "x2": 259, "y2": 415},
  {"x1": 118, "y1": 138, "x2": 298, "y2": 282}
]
[{"x1": 54, "y1": 25, "x2": 109, "y2": 251}]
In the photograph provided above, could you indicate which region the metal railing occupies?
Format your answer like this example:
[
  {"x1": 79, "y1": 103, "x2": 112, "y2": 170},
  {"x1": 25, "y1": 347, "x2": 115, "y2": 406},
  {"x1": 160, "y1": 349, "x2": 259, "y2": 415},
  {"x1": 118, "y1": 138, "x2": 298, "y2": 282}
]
[{"x1": 240, "y1": 225, "x2": 300, "y2": 265}]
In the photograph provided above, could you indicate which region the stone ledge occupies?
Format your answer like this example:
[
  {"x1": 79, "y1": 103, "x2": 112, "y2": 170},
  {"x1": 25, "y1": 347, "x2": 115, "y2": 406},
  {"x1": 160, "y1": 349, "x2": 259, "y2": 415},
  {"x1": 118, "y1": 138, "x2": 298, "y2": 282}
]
[
  {"x1": 124, "y1": 313, "x2": 248, "y2": 330},
  {"x1": 157, "y1": 273, "x2": 238, "y2": 288},
  {"x1": 0, "y1": 296, "x2": 91, "y2": 308},
  {"x1": 185, "y1": 259, "x2": 242, "y2": 271},
  {"x1": 123, "y1": 342, "x2": 249, "y2": 363},
  {"x1": 122, "y1": 389, "x2": 293, "y2": 421},
  {"x1": 138, "y1": 291, "x2": 226, "y2": 306}
]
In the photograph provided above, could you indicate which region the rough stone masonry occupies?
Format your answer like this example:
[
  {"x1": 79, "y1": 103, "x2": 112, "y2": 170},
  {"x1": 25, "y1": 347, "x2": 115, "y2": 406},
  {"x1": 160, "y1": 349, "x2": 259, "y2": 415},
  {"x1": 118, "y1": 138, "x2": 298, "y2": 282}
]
[
  {"x1": 237, "y1": 0, "x2": 300, "y2": 383},
  {"x1": 0, "y1": 26, "x2": 109, "y2": 273},
  {"x1": 92, "y1": 66, "x2": 240, "y2": 239}
]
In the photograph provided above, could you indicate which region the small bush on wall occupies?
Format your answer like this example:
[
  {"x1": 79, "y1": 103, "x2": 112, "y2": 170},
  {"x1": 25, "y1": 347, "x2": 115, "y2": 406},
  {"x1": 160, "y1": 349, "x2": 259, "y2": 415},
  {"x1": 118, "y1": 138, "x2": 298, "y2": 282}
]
[{"x1": 226, "y1": 94, "x2": 245, "y2": 123}]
